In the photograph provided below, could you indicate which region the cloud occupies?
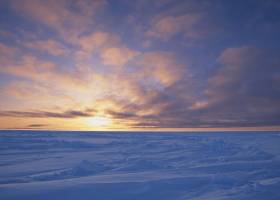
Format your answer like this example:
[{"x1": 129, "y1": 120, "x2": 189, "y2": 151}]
[
  {"x1": 9, "y1": 0, "x2": 106, "y2": 42},
  {"x1": 0, "y1": 55, "x2": 56, "y2": 80},
  {"x1": 0, "y1": 43, "x2": 17, "y2": 65},
  {"x1": 207, "y1": 46, "x2": 280, "y2": 102},
  {"x1": 3, "y1": 123, "x2": 50, "y2": 130},
  {"x1": 106, "y1": 110, "x2": 138, "y2": 120},
  {"x1": 77, "y1": 32, "x2": 119, "y2": 53},
  {"x1": 10, "y1": 0, "x2": 106, "y2": 38},
  {"x1": 101, "y1": 47, "x2": 140, "y2": 67},
  {"x1": 27, "y1": 124, "x2": 49, "y2": 128},
  {"x1": 102, "y1": 46, "x2": 280, "y2": 129},
  {"x1": 1, "y1": 80, "x2": 79, "y2": 111},
  {"x1": 147, "y1": 13, "x2": 202, "y2": 40},
  {"x1": 72, "y1": 31, "x2": 141, "y2": 70},
  {"x1": 74, "y1": 31, "x2": 139, "y2": 68},
  {"x1": 0, "y1": 52, "x2": 89, "y2": 94},
  {"x1": 4, "y1": 81, "x2": 50, "y2": 99},
  {"x1": 0, "y1": 43, "x2": 16, "y2": 57},
  {"x1": 24, "y1": 39, "x2": 69, "y2": 56},
  {"x1": 202, "y1": 46, "x2": 280, "y2": 125},
  {"x1": 131, "y1": 51, "x2": 186, "y2": 86},
  {"x1": 103, "y1": 79, "x2": 197, "y2": 128},
  {"x1": 0, "y1": 108, "x2": 95, "y2": 118}
]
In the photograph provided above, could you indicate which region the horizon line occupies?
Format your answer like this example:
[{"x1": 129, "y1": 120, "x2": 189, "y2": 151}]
[{"x1": 1, "y1": 128, "x2": 279, "y2": 132}]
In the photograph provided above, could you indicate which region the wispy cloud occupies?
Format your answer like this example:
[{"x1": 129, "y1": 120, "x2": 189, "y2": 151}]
[
  {"x1": 24, "y1": 39, "x2": 69, "y2": 56},
  {"x1": 147, "y1": 14, "x2": 202, "y2": 40},
  {"x1": 101, "y1": 47, "x2": 140, "y2": 67},
  {"x1": 132, "y1": 51, "x2": 186, "y2": 86},
  {"x1": 27, "y1": 124, "x2": 49, "y2": 128},
  {"x1": 0, "y1": 109, "x2": 95, "y2": 118},
  {"x1": 10, "y1": 0, "x2": 106, "y2": 39}
]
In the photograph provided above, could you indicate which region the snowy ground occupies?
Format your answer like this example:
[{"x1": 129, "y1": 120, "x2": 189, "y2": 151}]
[{"x1": 0, "y1": 131, "x2": 280, "y2": 200}]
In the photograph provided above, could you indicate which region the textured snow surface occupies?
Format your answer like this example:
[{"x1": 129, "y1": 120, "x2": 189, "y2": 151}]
[{"x1": 0, "y1": 131, "x2": 280, "y2": 200}]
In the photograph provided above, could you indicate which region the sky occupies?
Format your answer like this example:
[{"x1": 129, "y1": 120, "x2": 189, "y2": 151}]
[{"x1": 0, "y1": 0, "x2": 280, "y2": 131}]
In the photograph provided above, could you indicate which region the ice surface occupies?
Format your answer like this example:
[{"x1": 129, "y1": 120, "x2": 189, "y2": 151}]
[{"x1": 0, "y1": 131, "x2": 280, "y2": 200}]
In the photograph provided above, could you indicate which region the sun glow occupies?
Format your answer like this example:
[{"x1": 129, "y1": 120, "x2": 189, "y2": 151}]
[{"x1": 87, "y1": 116, "x2": 112, "y2": 127}]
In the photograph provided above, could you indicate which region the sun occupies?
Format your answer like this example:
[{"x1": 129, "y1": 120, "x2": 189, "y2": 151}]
[{"x1": 87, "y1": 116, "x2": 111, "y2": 127}]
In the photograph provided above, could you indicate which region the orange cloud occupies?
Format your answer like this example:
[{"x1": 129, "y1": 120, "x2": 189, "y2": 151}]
[
  {"x1": 133, "y1": 52, "x2": 185, "y2": 86},
  {"x1": 1, "y1": 55, "x2": 56, "y2": 79},
  {"x1": 0, "y1": 43, "x2": 17, "y2": 65},
  {"x1": 2, "y1": 80, "x2": 78, "y2": 110},
  {"x1": 25, "y1": 39, "x2": 69, "y2": 56},
  {"x1": 74, "y1": 31, "x2": 120, "y2": 61},
  {"x1": 78, "y1": 32, "x2": 119, "y2": 52},
  {"x1": 0, "y1": 53, "x2": 90, "y2": 98},
  {"x1": 101, "y1": 47, "x2": 140, "y2": 67},
  {"x1": 11, "y1": 0, "x2": 106, "y2": 39},
  {"x1": 0, "y1": 43, "x2": 16, "y2": 57},
  {"x1": 74, "y1": 31, "x2": 139, "y2": 68},
  {"x1": 147, "y1": 14, "x2": 201, "y2": 40}
]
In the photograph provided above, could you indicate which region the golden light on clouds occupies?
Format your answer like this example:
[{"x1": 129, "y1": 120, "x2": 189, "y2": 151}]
[{"x1": 0, "y1": 0, "x2": 279, "y2": 131}]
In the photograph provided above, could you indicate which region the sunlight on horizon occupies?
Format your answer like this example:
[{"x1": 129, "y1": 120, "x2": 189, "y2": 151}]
[{"x1": 87, "y1": 116, "x2": 112, "y2": 128}]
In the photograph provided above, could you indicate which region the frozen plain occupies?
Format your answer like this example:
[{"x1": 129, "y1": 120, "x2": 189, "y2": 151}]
[{"x1": 0, "y1": 131, "x2": 280, "y2": 200}]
